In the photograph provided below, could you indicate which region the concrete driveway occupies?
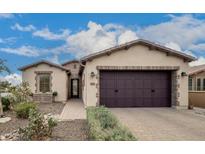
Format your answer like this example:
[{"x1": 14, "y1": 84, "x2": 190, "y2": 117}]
[{"x1": 110, "y1": 108, "x2": 205, "y2": 141}]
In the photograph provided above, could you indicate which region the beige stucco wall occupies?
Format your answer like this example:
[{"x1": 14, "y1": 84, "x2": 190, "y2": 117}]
[
  {"x1": 82, "y1": 44, "x2": 190, "y2": 107},
  {"x1": 189, "y1": 91, "x2": 205, "y2": 108},
  {"x1": 22, "y1": 63, "x2": 68, "y2": 102}
]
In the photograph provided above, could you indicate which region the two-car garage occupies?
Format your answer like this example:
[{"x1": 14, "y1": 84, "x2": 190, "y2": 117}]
[
  {"x1": 100, "y1": 70, "x2": 171, "y2": 107},
  {"x1": 81, "y1": 39, "x2": 195, "y2": 108}
]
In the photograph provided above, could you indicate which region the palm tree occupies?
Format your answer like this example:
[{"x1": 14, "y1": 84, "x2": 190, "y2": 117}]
[{"x1": 0, "y1": 59, "x2": 10, "y2": 117}]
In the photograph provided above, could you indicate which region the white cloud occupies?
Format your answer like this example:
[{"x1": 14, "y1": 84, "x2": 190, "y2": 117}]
[
  {"x1": 46, "y1": 54, "x2": 60, "y2": 64},
  {"x1": 33, "y1": 28, "x2": 70, "y2": 40},
  {"x1": 0, "y1": 73, "x2": 22, "y2": 86},
  {"x1": 0, "y1": 37, "x2": 17, "y2": 44},
  {"x1": 165, "y1": 42, "x2": 182, "y2": 51},
  {"x1": 0, "y1": 38, "x2": 4, "y2": 43},
  {"x1": 0, "y1": 46, "x2": 41, "y2": 57},
  {"x1": 67, "y1": 21, "x2": 138, "y2": 57},
  {"x1": 189, "y1": 43, "x2": 205, "y2": 51},
  {"x1": 0, "y1": 13, "x2": 14, "y2": 19},
  {"x1": 189, "y1": 56, "x2": 205, "y2": 66},
  {"x1": 118, "y1": 30, "x2": 138, "y2": 44},
  {"x1": 138, "y1": 14, "x2": 205, "y2": 52},
  {"x1": 11, "y1": 23, "x2": 36, "y2": 32}
]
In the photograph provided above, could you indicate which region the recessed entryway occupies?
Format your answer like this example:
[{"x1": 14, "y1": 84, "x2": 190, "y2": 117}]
[{"x1": 71, "y1": 79, "x2": 79, "y2": 98}]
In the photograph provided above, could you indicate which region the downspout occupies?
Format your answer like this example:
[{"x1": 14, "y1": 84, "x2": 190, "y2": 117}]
[{"x1": 79, "y1": 60, "x2": 87, "y2": 107}]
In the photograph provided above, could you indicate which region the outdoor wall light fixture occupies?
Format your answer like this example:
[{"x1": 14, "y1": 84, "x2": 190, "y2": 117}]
[
  {"x1": 181, "y1": 72, "x2": 188, "y2": 77},
  {"x1": 90, "y1": 72, "x2": 95, "y2": 78}
]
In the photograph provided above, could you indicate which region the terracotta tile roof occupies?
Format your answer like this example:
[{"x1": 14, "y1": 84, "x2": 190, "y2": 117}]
[
  {"x1": 18, "y1": 60, "x2": 69, "y2": 72},
  {"x1": 61, "y1": 59, "x2": 79, "y2": 66},
  {"x1": 189, "y1": 64, "x2": 205, "y2": 75},
  {"x1": 80, "y1": 39, "x2": 196, "y2": 62}
]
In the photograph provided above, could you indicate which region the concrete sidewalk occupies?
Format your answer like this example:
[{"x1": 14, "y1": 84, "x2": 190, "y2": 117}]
[{"x1": 60, "y1": 99, "x2": 86, "y2": 120}]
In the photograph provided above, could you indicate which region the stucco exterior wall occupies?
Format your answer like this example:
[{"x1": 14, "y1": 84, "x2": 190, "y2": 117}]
[
  {"x1": 22, "y1": 63, "x2": 68, "y2": 102},
  {"x1": 82, "y1": 44, "x2": 190, "y2": 107},
  {"x1": 189, "y1": 91, "x2": 205, "y2": 108}
]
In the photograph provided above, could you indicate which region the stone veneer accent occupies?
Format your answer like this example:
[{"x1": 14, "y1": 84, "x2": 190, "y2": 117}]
[
  {"x1": 34, "y1": 71, "x2": 53, "y2": 103},
  {"x1": 34, "y1": 71, "x2": 53, "y2": 93},
  {"x1": 95, "y1": 66, "x2": 180, "y2": 107},
  {"x1": 96, "y1": 66, "x2": 180, "y2": 70}
]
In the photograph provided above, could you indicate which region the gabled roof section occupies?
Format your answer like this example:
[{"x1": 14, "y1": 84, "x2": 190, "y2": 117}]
[
  {"x1": 80, "y1": 39, "x2": 196, "y2": 62},
  {"x1": 18, "y1": 60, "x2": 69, "y2": 72},
  {"x1": 61, "y1": 59, "x2": 79, "y2": 66},
  {"x1": 189, "y1": 64, "x2": 205, "y2": 75}
]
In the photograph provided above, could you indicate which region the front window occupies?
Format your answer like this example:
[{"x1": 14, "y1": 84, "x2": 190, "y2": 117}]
[
  {"x1": 197, "y1": 78, "x2": 201, "y2": 91},
  {"x1": 39, "y1": 74, "x2": 51, "y2": 93},
  {"x1": 188, "y1": 77, "x2": 192, "y2": 91}
]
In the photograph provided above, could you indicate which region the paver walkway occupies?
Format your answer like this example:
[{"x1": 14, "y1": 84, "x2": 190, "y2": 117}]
[
  {"x1": 60, "y1": 99, "x2": 86, "y2": 120},
  {"x1": 110, "y1": 108, "x2": 205, "y2": 141}
]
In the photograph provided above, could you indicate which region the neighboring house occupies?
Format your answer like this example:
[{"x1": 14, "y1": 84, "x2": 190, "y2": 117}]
[
  {"x1": 188, "y1": 65, "x2": 205, "y2": 108},
  {"x1": 19, "y1": 39, "x2": 196, "y2": 108}
]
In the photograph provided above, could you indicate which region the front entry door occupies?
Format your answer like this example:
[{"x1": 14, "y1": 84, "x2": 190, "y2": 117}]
[{"x1": 71, "y1": 79, "x2": 79, "y2": 98}]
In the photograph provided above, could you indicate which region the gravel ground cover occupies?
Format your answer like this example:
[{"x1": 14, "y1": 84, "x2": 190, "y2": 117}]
[
  {"x1": 51, "y1": 120, "x2": 88, "y2": 141},
  {"x1": 37, "y1": 102, "x2": 65, "y2": 115},
  {"x1": 0, "y1": 111, "x2": 28, "y2": 135},
  {"x1": 1, "y1": 103, "x2": 89, "y2": 141}
]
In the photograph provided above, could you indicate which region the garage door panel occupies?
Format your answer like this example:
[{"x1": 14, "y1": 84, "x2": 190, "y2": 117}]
[
  {"x1": 134, "y1": 97, "x2": 143, "y2": 107},
  {"x1": 100, "y1": 71, "x2": 171, "y2": 107},
  {"x1": 134, "y1": 80, "x2": 143, "y2": 88},
  {"x1": 134, "y1": 89, "x2": 144, "y2": 97},
  {"x1": 143, "y1": 98, "x2": 152, "y2": 107},
  {"x1": 101, "y1": 89, "x2": 115, "y2": 98},
  {"x1": 117, "y1": 79, "x2": 126, "y2": 88},
  {"x1": 123, "y1": 89, "x2": 134, "y2": 97},
  {"x1": 125, "y1": 80, "x2": 134, "y2": 88},
  {"x1": 101, "y1": 80, "x2": 115, "y2": 88},
  {"x1": 143, "y1": 80, "x2": 152, "y2": 88},
  {"x1": 143, "y1": 89, "x2": 152, "y2": 97}
]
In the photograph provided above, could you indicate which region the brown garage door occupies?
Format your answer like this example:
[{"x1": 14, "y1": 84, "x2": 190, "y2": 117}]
[{"x1": 100, "y1": 70, "x2": 171, "y2": 107}]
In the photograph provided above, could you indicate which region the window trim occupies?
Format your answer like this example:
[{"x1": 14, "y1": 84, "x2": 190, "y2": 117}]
[
  {"x1": 39, "y1": 74, "x2": 51, "y2": 93},
  {"x1": 35, "y1": 71, "x2": 52, "y2": 93},
  {"x1": 188, "y1": 77, "x2": 193, "y2": 91},
  {"x1": 197, "y1": 78, "x2": 201, "y2": 91}
]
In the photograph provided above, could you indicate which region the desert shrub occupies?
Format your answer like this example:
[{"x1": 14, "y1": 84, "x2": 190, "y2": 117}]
[
  {"x1": 2, "y1": 97, "x2": 10, "y2": 111},
  {"x1": 14, "y1": 102, "x2": 36, "y2": 119},
  {"x1": 8, "y1": 82, "x2": 32, "y2": 104},
  {"x1": 87, "y1": 106, "x2": 136, "y2": 141},
  {"x1": 18, "y1": 109, "x2": 57, "y2": 141}
]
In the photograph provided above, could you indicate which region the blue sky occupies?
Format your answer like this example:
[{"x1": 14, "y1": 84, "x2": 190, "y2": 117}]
[{"x1": 1, "y1": 13, "x2": 205, "y2": 84}]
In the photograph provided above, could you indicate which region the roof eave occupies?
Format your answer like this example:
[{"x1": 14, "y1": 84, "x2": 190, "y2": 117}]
[
  {"x1": 80, "y1": 39, "x2": 196, "y2": 62},
  {"x1": 18, "y1": 60, "x2": 69, "y2": 72}
]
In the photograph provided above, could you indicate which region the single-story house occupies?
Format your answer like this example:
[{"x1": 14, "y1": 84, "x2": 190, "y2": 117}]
[
  {"x1": 188, "y1": 64, "x2": 205, "y2": 108},
  {"x1": 19, "y1": 39, "x2": 196, "y2": 108}
]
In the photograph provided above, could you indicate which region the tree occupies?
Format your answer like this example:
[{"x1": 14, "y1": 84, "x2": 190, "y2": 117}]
[{"x1": 0, "y1": 59, "x2": 10, "y2": 117}]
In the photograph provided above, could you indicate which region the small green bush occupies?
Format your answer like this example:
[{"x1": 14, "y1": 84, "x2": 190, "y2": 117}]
[
  {"x1": 18, "y1": 109, "x2": 57, "y2": 140},
  {"x1": 14, "y1": 102, "x2": 36, "y2": 119},
  {"x1": 87, "y1": 106, "x2": 136, "y2": 141},
  {"x1": 2, "y1": 97, "x2": 10, "y2": 111}
]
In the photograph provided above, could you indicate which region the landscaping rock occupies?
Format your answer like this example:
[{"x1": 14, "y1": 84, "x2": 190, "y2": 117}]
[
  {"x1": 0, "y1": 129, "x2": 20, "y2": 141},
  {"x1": 0, "y1": 117, "x2": 11, "y2": 123}
]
